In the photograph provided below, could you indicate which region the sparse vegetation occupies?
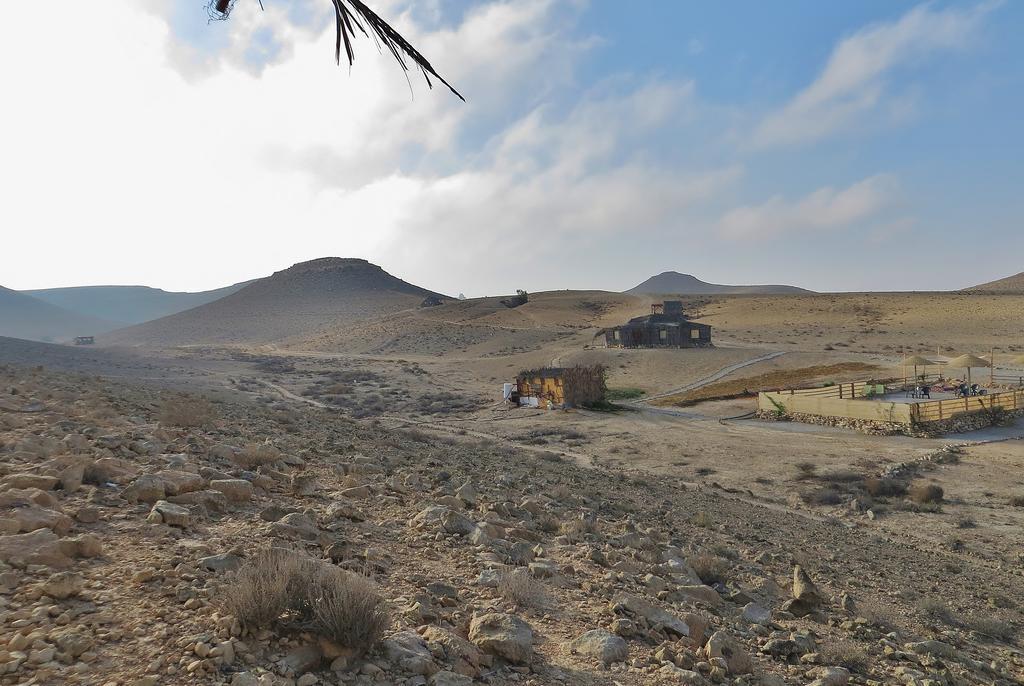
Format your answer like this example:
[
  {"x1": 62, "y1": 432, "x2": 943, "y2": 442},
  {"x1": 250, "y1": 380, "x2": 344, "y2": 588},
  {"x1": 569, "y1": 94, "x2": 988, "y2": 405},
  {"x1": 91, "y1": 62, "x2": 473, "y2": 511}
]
[
  {"x1": 220, "y1": 549, "x2": 387, "y2": 654},
  {"x1": 819, "y1": 640, "x2": 870, "y2": 672},
  {"x1": 909, "y1": 482, "x2": 944, "y2": 505},
  {"x1": 688, "y1": 554, "x2": 728, "y2": 585},
  {"x1": 498, "y1": 568, "x2": 551, "y2": 609},
  {"x1": 231, "y1": 442, "x2": 282, "y2": 469},
  {"x1": 158, "y1": 396, "x2": 217, "y2": 428}
]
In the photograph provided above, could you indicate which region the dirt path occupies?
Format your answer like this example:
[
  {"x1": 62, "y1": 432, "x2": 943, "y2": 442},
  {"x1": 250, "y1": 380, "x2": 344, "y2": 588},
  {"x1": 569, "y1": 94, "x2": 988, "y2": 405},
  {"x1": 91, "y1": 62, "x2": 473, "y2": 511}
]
[{"x1": 631, "y1": 350, "x2": 786, "y2": 403}]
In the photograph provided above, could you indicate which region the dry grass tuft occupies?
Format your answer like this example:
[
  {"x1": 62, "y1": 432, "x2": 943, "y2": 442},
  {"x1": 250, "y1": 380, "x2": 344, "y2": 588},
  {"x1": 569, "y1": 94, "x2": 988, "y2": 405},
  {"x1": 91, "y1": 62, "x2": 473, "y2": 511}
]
[
  {"x1": 688, "y1": 554, "x2": 729, "y2": 585},
  {"x1": 158, "y1": 397, "x2": 217, "y2": 428},
  {"x1": 819, "y1": 640, "x2": 870, "y2": 672},
  {"x1": 498, "y1": 568, "x2": 552, "y2": 609},
  {"x1": 909, "y1": 482, "x2": 944, "y2": 505},
  {"x1": 220, "y1": 549, "x2": 388, "y2": 654},
  {"x1": 232, "y1": 443, "x2": 283, "y2": 469},
  {"x1": 864, "y1": 477, "x2": 906, "y2": 497},
  {"x1": 220, "y1": 548, "x2": 309, "y2": 628},
  {"x1": 308, "y1": 567, "x2": 389, "y2": 654}
]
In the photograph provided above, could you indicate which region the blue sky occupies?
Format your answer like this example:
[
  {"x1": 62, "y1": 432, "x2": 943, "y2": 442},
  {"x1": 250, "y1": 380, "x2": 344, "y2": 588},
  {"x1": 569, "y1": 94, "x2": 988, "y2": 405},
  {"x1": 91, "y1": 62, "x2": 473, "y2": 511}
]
[{"x1": 1, "y1": 0, "x2": 1021, "y2": 294}]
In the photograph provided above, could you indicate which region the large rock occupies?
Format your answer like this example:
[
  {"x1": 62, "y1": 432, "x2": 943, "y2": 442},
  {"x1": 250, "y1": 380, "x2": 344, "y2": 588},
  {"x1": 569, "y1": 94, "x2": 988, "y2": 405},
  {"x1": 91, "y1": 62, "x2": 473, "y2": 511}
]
[
  {"x1": 41, "y1": 571, "x2": 84, "y2": 599},
  {"x1": 122, "y1": 475, "x2": 167, "y2": 504},
  {"x1": 468, "y1": 613, "x2": 533, "y2": 664},
  {"x1": 741, "y1": 602, "x2": 771, "y2": 625},
  {"x1": 382, "y1": 631, "x2": 437, "y2": 676},
  {"x1": 612, "y1": 594, "x2": 690, "y2": 637},
  {"x1": 421, "y1": 626, "x2": 484, "y2": 676},
  {"x1": 810, "y1": 666, "x2": 850, "y2": 686},
  {"x1": 411, "y1": 506, "x2": 475, "y2": 536},
  {"x1": 270, "y1": 512, "x2": 320, "y2": 541},
  {"x1": 1, "y1": 473, "x2": 59, "y2": 491},
  {"x1": 781, "y1": 565, "x2": 822, "y2": 617},
  {"x1": 704, "y1": 631, "x2": 752, "y2": 675},
  {"x1": 209, "y1": 479, "x2": 254, "y2": 503},
  {"x1": 0, "y1": 529, "x2": 72, "y2": 568},
  {"x1": 0, "y1": 491, "x2": 73, "y2": 535},
  {"x1": 168, "y1": 489, "x2": 229, "y2": 513},
  {"x1": 568, "y1": 629, "x2": 628, "y2": 665},
  {"x1": 148, "y1": 500, "x2": 191, "y2": 527},
  {"x1": 155, "y1": 470, "x2": 206, "y2": 496}
]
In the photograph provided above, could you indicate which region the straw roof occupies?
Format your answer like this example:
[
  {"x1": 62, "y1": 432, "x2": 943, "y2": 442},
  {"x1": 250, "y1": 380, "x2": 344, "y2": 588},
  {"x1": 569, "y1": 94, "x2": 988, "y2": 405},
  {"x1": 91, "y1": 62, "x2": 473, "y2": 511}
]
[
  {"x1": 901, "y1": 355, "x2": 936, "y2": 366},
  {"x1": 945, "y1": 354, "x2": 992, "y2": 368},
  {"x1": 1013, "y1": 354, "x2": 1024, "y2": 365}
]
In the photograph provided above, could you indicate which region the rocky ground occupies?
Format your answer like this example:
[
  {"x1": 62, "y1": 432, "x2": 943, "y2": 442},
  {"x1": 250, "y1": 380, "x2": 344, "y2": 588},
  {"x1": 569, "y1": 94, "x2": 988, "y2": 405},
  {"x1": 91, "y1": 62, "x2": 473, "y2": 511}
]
[{"x1": 2, "y1": 364, "x2": 1023, "y2": 686}]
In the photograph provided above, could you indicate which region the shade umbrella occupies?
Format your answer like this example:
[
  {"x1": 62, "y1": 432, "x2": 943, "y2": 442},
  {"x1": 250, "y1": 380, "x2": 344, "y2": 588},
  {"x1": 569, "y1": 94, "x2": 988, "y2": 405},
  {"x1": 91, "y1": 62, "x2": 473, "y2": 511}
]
[
  {"x1": 901, "y1": 355, "x2": 936, "y2": 381},
  {"x1": 946, "y1": 353, "x2": 992, "y2": 388}
]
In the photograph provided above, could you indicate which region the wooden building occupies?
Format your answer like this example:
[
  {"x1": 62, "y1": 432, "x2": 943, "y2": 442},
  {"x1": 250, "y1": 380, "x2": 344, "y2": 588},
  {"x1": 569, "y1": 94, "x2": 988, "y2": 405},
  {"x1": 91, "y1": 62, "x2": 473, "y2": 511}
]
[
  {"x1": 513, "y1": 365, "x2": 606, "y2": 408},
  {"x1": 73, "y1": 336, "x2": 95, "y2": 346},
  {"x1": 599, "y1": 301, "x2": 712, "y2": 348}
]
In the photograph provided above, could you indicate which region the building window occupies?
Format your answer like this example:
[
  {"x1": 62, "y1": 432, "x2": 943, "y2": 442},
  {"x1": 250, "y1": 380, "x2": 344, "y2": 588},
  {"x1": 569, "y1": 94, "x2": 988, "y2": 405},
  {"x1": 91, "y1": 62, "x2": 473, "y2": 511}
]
[
  {"x1": 659, "y1": 329, "x2": 667, "y2": 340},
  {"x1": 691, "y1": 329, "x2": 700, "y2": 339},
  {"x1": 613, "y1": 330, "x2": 620, "y2": 340}
]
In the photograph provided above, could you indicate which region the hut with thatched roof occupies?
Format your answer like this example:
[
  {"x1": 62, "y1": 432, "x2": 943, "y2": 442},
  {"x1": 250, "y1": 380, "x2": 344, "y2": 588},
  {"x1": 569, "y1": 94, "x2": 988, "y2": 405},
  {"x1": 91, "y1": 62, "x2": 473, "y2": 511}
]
[{"x1": 513, "y1": 365, "x2": 606, "y2": 409}]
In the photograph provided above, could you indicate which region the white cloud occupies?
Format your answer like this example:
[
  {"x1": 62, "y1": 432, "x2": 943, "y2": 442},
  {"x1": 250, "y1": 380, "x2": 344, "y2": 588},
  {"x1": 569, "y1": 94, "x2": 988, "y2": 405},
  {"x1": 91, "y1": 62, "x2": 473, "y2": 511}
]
[
  {"x1": 754, "y1": 2, "x2": 994, "y2": 147},
  {"x1": 0, "y1": 0, "x2": 736, "y2": 296},
  {"x1": 718, "y1": 174, "x2": 899, "y2": 240}
]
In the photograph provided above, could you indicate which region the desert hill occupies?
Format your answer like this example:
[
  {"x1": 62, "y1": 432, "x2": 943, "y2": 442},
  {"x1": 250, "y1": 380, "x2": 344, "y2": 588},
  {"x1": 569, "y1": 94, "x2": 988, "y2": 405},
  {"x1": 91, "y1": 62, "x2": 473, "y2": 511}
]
[
  {"x1": 288, "y1": 289, "x2": 643, "y2": 356},
  {"x1": 25, "y1": 281, "x2": 252, "y2": 326},
  {"x1": 627, "y1": 271, "x2": 811, "y2": 295},
  {"x1": 965, "y1": 270, "x2": 1024, "y2": 293},
  {"x1": 104, "y1": 258, "x2": 447, "y2": 347},
  {"x1": 0, "y1": 286, "x2": 117, "y2": 342}
]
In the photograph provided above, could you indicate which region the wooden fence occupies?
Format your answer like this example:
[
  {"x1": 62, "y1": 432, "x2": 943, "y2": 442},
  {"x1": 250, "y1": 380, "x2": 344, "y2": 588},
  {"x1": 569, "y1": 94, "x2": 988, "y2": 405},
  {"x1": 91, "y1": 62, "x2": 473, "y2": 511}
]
[{"x1": 910, "y1": 389, "x2": 1024, "y2": 423}]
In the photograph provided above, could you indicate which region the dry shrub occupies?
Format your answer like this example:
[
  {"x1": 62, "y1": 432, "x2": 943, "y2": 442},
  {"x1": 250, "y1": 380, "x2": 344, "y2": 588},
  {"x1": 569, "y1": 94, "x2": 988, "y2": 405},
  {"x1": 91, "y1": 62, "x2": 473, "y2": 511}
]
[
  {"x1": 158, "y1": 397, "x2": 216, "y2": 428},
  {"x1": 795, "y1": 462, "x2": 818, "y2": 480},
  {"x1": 692, "y1": 511, "x2": 713, "y2": 528},
  {"x1": 559, "y1": 516, "x2": 598, "y2": 541},
  {"x1": 909, "y1": 482, "x2": 944, "y2": 505},
  {"x1": 856, "y1": 599, "x2": 897, "y2": 632},
  {"x1": 1008, "y1": 496, "x2": 1024, "y2": 507},
  {"x1": 801, "y1": 487, "x2": 842, "y2": 506},
  {"x1": 308, "y1": 567, "x2": 389, "y2": 654},
  {"x1": 220, "y1": 548, "x2": 309, "y2": 628},
  {"x1": 918, "y1": 598, "x2": 956, "y2": 626},
  {"x1": 498, "y1": 568, "x2": 551, "y2": 609},
  {"x1": 688, "y1": 554, "x2": 728, "y2": 585},
  {"x1": 864, "y1": 477, "x2": 906, "y2": 497},
  {"x1": 819, "y1": 640, "x2": 869, "y2": 672},
  {"x1": 232, "y1": 442, "x2": 282, "y2": 469},
  {"x1": 533, "y1": 513, "x2": 560, "y2": 534},
  {"x1": 220, "y1": 550, "x2": 388, "y2": 654},
  {"x1": 969, "y1": 615, "x2": 1015, "y2": 642}
]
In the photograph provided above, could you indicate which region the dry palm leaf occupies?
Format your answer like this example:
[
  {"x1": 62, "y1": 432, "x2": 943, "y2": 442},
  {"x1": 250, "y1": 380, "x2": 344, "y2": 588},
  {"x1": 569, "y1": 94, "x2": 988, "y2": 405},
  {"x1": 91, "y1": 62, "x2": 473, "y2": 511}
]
[{"x1": 207, "y1": 0, "x2": 463, "y2": 100}]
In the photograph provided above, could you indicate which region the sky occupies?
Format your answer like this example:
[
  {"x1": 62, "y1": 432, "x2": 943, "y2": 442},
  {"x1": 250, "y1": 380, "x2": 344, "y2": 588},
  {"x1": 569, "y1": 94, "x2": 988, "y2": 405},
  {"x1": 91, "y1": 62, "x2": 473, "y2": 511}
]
[{"x1": 1, "y1": 0, "x2": 1021, "y2": 296}]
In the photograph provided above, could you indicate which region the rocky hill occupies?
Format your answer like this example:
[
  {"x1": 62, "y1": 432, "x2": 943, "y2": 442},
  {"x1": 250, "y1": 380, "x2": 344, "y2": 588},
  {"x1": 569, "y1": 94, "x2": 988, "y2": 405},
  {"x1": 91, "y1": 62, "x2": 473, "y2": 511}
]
[
  {"x1": 1, "y1": 365, "x2": 1021, "y2": 685},
  {"x1": 627, "y1": 272, "x2": 811, "y2": 296},
  {"x1": 0, "y1": 286, "x2": 117, "y2": 342},
  {"x1": 105, "y1": 258, "x2": 447, "y2": 347},
  {"x1": 25, "y1": 282, "x2": 252, "y2": 327},
  {"x1": 965, "y1": 271, "x2": 1024, "y2": 293}
]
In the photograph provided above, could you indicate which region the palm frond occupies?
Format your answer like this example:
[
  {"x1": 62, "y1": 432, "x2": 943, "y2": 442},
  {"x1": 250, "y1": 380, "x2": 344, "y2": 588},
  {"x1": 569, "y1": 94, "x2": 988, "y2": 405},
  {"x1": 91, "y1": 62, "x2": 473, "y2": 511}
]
[{"x1": 206, "y1": 0, "x2": 463, "y2": 101}]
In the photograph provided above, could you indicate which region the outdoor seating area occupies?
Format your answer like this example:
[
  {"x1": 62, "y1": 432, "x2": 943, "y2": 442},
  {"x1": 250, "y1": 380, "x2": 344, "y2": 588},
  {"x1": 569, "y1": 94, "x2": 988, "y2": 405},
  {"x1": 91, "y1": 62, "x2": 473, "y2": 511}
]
[{"x1": 757, "y1": 351, "x2": 1024, "y2": 434}]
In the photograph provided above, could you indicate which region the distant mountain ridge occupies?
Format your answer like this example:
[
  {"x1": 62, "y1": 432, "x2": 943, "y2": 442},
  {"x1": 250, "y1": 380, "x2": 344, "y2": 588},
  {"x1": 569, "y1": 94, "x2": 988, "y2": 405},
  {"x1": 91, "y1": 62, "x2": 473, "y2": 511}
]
[
  {"x1": 0, "y1": 286, "x2": 117, "y2": 342},
  {"x1": 964, "y1": 271, "x2": 1024, "y2": 293},
  {"x1": 627, "y1": 271, "x2": 812, "y2": 295},
  {"x1": 25, "y1": 281, "x2": 253, "y2": 326},
  {"x1": 105, "y1": 257, "x2": 448, "y2": 346}
]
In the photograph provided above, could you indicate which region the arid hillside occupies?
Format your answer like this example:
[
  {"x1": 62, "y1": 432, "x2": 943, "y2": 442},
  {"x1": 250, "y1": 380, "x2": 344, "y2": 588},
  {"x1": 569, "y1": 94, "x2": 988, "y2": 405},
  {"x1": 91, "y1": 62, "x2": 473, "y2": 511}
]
[
  {"x1": 286, "y1": 290, "x2": 645, "y2": 356},
  {"x1": 0, "y1": 286, "x2": 116, "y2": 343},
  {"x1": 627, "y1": 272, "x2": 811, "y2": 296},
  {"x1": 25, "y1": 281, "x2": 253, "y2": 327},
  {"x1": 699, "y1": 292, "x2": 1024, "y2": 355},
  {"x1": 104, "y1": 259, "x2": 446, "y2": 347},
  {"x1": 967, "y1": 271, "x2": 1024, "y2": 293}
]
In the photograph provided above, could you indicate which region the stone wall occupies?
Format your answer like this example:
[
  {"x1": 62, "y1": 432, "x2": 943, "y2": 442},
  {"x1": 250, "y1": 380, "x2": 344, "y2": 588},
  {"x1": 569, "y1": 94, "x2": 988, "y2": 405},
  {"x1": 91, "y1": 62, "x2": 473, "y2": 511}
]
[{"x1": 755, "y1": 408, "x2": 1024, "y2": 437}]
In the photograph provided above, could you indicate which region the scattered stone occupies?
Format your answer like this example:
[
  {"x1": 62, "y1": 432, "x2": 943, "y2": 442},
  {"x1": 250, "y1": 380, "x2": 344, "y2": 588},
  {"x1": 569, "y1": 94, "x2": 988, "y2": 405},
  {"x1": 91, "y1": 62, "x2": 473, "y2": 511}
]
[
  {"x1": 468, "y1": 612, "x2": 533, "y2": 664},
  {"x1": 210, "y1": 479, "x2": 254, "y2": 503},
  {"x1": 568, "y1": 629, "x2": 628, "y2": 665},
  {"x1": 148, "y1": 500, "x2": 191, "y2": 527}
]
